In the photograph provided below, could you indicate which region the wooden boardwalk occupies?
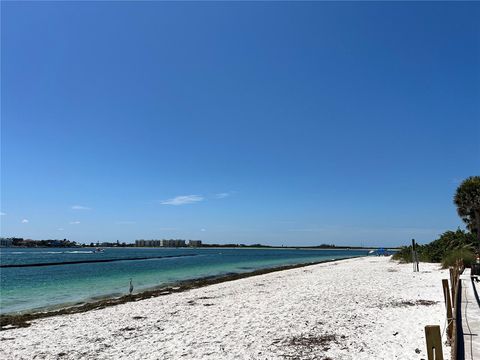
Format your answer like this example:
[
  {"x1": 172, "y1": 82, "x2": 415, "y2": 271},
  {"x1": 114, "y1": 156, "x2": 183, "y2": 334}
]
[{"x1": 460, "y1": 274, "x2": 480, "y2": 360}]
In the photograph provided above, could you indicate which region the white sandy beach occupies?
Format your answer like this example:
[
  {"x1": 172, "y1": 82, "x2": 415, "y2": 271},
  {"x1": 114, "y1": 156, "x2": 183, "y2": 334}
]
[{"x1": 0, "y1": 257, "x2": 449, "y2": 360}]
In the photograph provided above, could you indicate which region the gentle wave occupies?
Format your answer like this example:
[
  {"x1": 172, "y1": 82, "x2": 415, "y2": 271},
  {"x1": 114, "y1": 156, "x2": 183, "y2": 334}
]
[{"x1": 63, "y1": 251, "x2": 96, "y2": 254}]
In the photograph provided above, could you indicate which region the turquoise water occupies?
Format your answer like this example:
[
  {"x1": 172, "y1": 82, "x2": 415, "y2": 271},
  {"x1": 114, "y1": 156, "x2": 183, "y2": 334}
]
[{"x1": 0, "y1": 247, "x2": 368, "y2": 314}]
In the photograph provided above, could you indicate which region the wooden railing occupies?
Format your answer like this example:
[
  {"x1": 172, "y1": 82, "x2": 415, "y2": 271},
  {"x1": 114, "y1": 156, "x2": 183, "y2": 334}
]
[
  {"x1": 451, "y1": 260, "x2": 464, "y2": 360},
  {"x1": 425, "y1": 259, "x2": 464, "y2": 360}
]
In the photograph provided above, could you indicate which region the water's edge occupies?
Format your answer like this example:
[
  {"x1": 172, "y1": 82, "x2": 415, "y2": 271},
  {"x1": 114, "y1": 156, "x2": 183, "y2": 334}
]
[{"x1": 0, "y1": 255, "x2": 365, "y2": 330}]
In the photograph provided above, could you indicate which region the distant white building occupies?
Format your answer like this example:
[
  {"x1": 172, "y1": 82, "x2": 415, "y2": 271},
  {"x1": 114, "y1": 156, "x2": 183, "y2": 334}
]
[
  {"x1": 188, "y1": 240, "x2": 202, "y2": 247},
  {"x1": 135, "y1": 239, "x2": 186, "y2": 247},
  {"x1": 0, "y1": 238, "x2": 13, "y2": 247},
  {"x1": 163, "y1": 239, "x2": 186, "y2": 247},
  {"x1": 160, "y1": 239, "x2": 169, "y2": 247}
]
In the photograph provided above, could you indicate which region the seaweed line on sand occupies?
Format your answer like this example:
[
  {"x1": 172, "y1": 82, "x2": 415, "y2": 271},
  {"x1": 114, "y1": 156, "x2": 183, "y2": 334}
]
[{"x1": 0, "y1": 257, "x2": 361, "y2": 331}]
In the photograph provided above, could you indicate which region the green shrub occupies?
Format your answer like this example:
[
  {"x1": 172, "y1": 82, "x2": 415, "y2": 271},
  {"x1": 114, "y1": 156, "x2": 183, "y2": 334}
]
[
  {"x1": 392, "y1": 247, "x2": 416, "y2": 263},
  {"x1": 441, "y1": 248, "x2": 475, "y2": 269},
  {"x1": 392, "y1": 229, "x2": 476, "y2": 265}
]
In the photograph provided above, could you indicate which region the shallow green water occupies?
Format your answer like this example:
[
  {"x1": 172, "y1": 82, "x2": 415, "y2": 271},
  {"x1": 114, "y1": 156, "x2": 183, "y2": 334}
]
[{"x1": 0, "y1": 247, "x2": 368, "y2": 314}]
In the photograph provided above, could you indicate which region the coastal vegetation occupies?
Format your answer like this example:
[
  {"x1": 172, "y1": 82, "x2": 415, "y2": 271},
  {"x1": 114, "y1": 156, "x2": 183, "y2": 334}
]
[
  {"x1": 392, "y1": 229, "x2": 476, "y2": 266},
  {"x1": 454, "y1": 176, "x2": 480, "y2": 245},
  {"x1": 393, "y1": 176, "x2": 480, "y2": 267},
  {"x1": 2, "y1": 238, "x2": 81, "y2": 248}
]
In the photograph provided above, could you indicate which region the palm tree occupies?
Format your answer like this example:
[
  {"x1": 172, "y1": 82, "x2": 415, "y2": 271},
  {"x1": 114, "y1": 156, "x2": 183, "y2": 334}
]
[{"x1": 454, "y1": 176, "x2": 480, "y2": 247}]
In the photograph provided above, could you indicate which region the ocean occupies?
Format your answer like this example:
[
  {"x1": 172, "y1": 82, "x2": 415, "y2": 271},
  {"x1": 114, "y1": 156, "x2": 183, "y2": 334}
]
[{"x1": 0, "y1": 247, "x2": 368, "y2": 314}]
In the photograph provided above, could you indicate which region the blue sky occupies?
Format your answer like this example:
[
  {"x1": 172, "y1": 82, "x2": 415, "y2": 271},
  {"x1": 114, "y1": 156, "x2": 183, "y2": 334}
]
[{"x1": 1, "y1": 2, "x2": 479, "y2": 246}]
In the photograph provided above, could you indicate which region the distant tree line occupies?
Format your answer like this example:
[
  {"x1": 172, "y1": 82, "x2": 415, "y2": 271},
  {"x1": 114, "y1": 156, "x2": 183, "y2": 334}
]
[
  {"x1": 4, "y1": 238, "x2": 80, "y2": 248},
  {"x1": 198, "y1": 243, "x2": 380, "y2": 249}
]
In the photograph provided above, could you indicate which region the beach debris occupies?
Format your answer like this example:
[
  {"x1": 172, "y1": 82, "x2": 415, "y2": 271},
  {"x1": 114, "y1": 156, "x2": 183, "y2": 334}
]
[
  {"x1": 131, "y1": 316, "x2": 146, "y2": 320},
  {"x1": 393, "y1": 331, "x2": 399, "y2": 336},
  {"x1": 415, "y1": 348, "x2": 421, "y2": 354},
  {"x1": 0, "y1": 321, "x2": 31, "y2": 331},
  {"x1": 386, "y1": 299, "x2": 438, "y2": 308},
  {"x1": 187, "y1": 296, "x2": 216, "y2": 306},
  {"x1": 415, "y1": 299, "x2": 438, "y2": 306},
  {"x1": 281, "y1": 333, "x2": 341, "y2": 358},
  {"x1": 119, "y1": 326, "x2": 136, "y2": 332},
  {"x1": 0, "y1": 337, "x2": 15, "y2": 341},
  {"x1": 0, "y1": 325, "x2": 16, "y2": 330}
]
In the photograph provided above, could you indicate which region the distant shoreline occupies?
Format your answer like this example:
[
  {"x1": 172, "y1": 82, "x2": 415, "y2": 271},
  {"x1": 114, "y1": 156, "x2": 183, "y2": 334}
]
[
  {"x1": 0, "y1": 255, "x2": 365, "y2": 330},
  {"x1": 1, "y1": 246, "x2": 399, "y2": 250}
]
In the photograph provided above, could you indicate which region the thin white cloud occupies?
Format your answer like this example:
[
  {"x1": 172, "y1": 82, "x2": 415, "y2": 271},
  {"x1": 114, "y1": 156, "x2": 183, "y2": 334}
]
[
  {"x1": 58, "y1": 228, "x2": 64, "y2": 231},
  {"x1": 71, "y1": 205, "x2": 91, "y2": 210},
  {"x1": 21, "y1": 219, "x2": 29, "y2": 223},
  {"x1": 215, "y1": 191, "x2": 235, "y2": 199},
  {"x1": 161, "y1": 195, "x2": 204, "y2": 206},
  {"x1": 0, "y1": 212, "x2": 6, "y2": 216},
  {"x1": 69, "y1": 221, "x2": 81, "y2": 225},
  {"x1": 200, "y1": 228, "x2": 206, "y2": 232}
]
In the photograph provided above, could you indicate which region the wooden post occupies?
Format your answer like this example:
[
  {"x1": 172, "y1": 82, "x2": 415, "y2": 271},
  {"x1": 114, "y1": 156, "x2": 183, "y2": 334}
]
[
  {"x1": 425, "y1": 325, "x2": 444, "y2": 360},
  {"x1": 412, "y1": 239, "x2": 419, "y2": 272},
  {"x1": 442, "y1": 279, "x2": 453, "y2": 342},
  {"x1": 412, "y1": 239, "x2": 416, "y2": 272},
  {"x1": 452, "y1": 273, "x2": 462, "y2": 360},
  {"x1": 415, "y1": 250, "x2": 419, "y2": 272},
  {"x1": 450, "y1": 267, "x2": 456, "y2": 304}
]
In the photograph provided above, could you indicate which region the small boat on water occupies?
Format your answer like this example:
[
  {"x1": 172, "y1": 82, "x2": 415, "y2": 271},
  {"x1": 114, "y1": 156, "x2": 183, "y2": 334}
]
[{"x1": 93, "y1": 248, "x2": 104, "y2": 253}]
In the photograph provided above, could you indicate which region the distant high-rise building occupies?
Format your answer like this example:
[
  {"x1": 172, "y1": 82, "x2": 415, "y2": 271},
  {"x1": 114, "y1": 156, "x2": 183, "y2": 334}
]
[
  {"x1": 135, "y1": 239, "x2": 187, "y2": 247},
  {"x1": 0, "y1": 238, "x2": 13, "y2": 247}
]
